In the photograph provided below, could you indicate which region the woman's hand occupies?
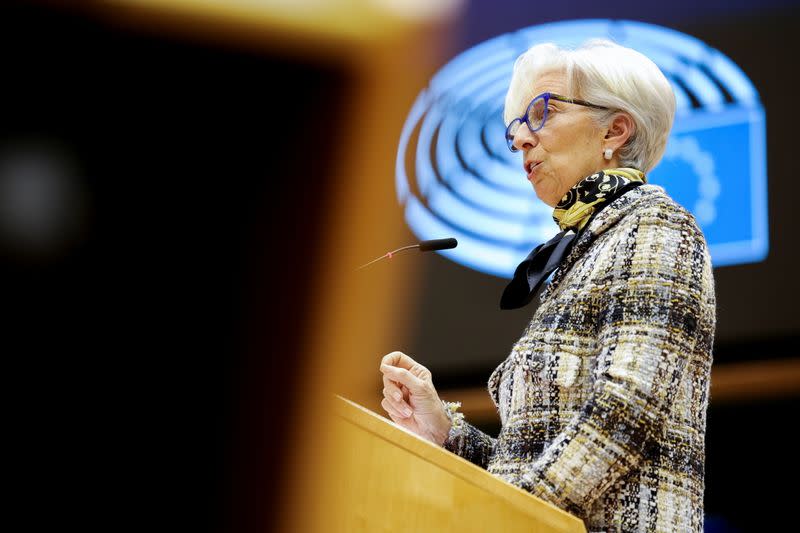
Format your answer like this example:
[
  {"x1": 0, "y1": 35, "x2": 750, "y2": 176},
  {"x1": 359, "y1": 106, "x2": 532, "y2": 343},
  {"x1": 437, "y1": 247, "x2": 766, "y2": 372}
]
[{"x1": 379, "y1": 351, "x2": 452, "y2": 446}]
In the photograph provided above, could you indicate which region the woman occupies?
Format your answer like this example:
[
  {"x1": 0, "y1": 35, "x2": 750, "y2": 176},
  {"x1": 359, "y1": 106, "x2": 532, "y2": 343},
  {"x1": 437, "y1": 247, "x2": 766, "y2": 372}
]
[{"x1": 379, "y1": 40, "x2": 716, "y2": 532}]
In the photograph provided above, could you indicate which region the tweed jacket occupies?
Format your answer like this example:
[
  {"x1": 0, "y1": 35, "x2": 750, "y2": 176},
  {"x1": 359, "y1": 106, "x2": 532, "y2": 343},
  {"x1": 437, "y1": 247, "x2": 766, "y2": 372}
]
[{"x1": 443, "y1": 184, "x2": 716, "y2": 533}]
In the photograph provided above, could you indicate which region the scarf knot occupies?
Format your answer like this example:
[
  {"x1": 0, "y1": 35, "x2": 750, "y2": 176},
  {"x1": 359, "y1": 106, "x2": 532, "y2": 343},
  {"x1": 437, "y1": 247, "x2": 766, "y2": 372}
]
[
  {"x1": 500, "y1": 168, "x2": 645, "y2": 310},
  {"x1": 553, "y1": 168, "x2": 646, "y2": 231}
]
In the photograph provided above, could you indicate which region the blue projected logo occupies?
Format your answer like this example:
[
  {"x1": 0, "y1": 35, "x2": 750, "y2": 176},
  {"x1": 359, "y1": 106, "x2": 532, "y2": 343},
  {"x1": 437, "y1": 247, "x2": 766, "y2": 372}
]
[{"x1": 396, "y1": 19, "x2": 768, "y2": 278}]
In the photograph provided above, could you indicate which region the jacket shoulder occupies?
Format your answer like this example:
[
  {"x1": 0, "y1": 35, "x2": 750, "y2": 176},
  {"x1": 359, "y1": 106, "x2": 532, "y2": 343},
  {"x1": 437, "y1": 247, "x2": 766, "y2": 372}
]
[{"x1": 624, "y1": 184, "x2": 706, "y2": 239}]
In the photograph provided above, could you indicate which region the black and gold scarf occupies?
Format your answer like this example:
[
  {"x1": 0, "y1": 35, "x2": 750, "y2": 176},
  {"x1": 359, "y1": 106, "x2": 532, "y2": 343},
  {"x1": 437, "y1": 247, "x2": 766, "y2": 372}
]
[
  {"x1": 500, "y1": 168, "x2": 646, "y2": 310},
  {"x1": 553, "y1": 167, "x2": 646, "y2": 231}
]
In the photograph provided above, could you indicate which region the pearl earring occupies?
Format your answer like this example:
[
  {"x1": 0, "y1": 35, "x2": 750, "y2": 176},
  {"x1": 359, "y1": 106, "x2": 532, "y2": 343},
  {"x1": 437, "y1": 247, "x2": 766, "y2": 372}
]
[{"x1": 603, "y1": 148, "x2": 613, "y2": 160}]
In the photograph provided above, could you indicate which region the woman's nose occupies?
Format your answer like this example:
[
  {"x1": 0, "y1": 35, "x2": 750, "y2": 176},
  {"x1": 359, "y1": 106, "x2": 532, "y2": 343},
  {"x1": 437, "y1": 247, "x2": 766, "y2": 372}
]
[{"x1": 512, "y1": 122, "x2": 539, "y2": 152}]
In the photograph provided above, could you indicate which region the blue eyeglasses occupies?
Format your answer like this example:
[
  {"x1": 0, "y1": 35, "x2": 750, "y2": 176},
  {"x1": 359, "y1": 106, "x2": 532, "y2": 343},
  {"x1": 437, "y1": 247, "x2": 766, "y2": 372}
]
[{"x1": 505, "y1": 92, "x2": 609, "y2": 152}]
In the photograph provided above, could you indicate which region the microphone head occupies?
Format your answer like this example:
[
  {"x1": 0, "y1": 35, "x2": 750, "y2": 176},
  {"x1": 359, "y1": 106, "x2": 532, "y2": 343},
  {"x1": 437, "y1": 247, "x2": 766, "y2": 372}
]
[{"x1": 418, "y1": 238, "x2": 458, "y2": 252}]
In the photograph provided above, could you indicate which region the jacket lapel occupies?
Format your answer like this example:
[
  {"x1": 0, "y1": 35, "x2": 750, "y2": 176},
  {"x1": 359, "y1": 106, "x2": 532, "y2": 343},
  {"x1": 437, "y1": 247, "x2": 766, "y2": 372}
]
[{"x1": 538, "y1": 184, "x2": 658, "y2": 302}]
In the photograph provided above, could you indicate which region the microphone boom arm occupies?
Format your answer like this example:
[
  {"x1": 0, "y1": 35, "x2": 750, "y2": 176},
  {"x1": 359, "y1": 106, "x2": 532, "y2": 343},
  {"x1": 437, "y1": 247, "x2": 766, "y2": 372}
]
[
  {"x1": 356, "y1": 238, "x2": 457, "y2": 270},
  {"x1": 356, "y1": 244, "x2": 420, "y2": 270}
]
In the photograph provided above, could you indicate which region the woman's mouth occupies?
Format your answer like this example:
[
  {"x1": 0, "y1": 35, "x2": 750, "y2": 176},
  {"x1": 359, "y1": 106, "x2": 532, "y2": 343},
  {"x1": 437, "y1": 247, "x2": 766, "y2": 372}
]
[{"x1": 525, "y1": 161, "x2": 542, "y2": 181}]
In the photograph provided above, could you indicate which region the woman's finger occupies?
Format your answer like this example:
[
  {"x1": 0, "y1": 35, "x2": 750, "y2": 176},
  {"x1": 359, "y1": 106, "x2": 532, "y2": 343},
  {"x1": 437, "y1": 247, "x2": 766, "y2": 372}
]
[
  {"x1": 401, "y1": 384, "x2": 410, "y2": 400},
  {"x1": 380, "y1": 351, "x2": 419, "y2": 372},
  {"x1": 382, "y1": 372, "x2": 403, "y2": 393},
  {"x1": 381, "y1": 398, "x2": 411, "y2": 420},
  {"x1": 380, "y1": 364, "x2": 425, "y2": 391},
  {"x1": 383, "y1": 384, "x2": 403, "y2": 402},
  {"x1": 383, "y1": 387, "x2": 412, "y2": 415},
  {"x1": 383, "y1": 378, "x2": 417, "y2": 417}
]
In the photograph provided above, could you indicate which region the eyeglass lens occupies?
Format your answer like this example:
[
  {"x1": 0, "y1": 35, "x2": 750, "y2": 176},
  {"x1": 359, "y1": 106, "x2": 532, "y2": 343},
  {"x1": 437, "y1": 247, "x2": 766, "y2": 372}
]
[
  {"x1": 528, "y1": 96, "x2": 546, "y2": 130},
  {"x1": 506, "y1": 94, "x2": 548, "y2": 151}
]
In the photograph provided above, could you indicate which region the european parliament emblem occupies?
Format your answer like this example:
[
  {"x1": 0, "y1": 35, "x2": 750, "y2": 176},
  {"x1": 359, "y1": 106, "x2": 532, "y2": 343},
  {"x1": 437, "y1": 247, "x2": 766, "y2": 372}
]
[{"x1": 396, "y1": 19, "x2": 768, "y2": 277}]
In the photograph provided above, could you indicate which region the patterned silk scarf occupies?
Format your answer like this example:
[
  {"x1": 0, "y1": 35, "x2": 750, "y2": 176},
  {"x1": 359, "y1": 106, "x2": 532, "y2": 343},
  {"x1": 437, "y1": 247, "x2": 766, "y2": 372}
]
[
  {"x1": 500, "y1": 168, "x2": 646, "y2": 310},
  {"x1": 553, "y1": 167, "x2": 646, "y2": 231}
]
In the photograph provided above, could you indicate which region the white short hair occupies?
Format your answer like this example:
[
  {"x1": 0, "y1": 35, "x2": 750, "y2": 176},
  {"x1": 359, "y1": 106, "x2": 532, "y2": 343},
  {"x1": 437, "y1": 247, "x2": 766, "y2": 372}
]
[{"x1": 503, "y1": 39, "x2": 675, "y2": 173}]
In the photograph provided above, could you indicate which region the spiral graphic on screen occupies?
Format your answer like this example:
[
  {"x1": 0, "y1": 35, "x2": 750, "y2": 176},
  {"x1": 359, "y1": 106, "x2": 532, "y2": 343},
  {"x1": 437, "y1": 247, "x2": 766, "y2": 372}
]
[{"x1": 396, "y1": 19, "x2": 766, "y2": 277}]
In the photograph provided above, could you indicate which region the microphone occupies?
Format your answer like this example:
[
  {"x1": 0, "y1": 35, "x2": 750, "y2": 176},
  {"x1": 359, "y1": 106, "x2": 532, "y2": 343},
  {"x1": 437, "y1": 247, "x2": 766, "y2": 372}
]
[
  {"x1": 418, "y1": 238, "x2": 458, "y2": 252},
  {"x1": 357, "y1": 238, "x2": 458, "y2": 270}
]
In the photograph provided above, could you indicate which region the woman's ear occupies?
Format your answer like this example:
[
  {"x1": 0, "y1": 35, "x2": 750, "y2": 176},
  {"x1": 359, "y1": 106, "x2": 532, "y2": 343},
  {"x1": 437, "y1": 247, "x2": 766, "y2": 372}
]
[{"x1": 604, "y1": 112, "x2": 635, "y2": 151}]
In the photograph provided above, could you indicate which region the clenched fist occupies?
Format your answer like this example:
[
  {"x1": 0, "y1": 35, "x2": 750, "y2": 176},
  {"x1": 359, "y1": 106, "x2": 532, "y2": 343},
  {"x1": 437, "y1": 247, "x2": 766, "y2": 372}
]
[{"x1": 379, "y1": 351, "x2": 452, "y2": 446}]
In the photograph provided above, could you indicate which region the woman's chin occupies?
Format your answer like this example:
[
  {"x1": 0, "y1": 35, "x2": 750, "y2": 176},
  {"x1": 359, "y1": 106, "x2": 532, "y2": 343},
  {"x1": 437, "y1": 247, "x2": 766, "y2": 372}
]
[{"x1": 532, "y1": 185, "x2": 557, "y2": 208}]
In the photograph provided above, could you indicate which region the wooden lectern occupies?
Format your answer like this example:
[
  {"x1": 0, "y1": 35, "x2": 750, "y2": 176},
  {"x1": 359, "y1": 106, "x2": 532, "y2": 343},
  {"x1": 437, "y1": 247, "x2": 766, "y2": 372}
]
[{"x1": 328, "y1": 396, "x2": 587, "y2": 533}]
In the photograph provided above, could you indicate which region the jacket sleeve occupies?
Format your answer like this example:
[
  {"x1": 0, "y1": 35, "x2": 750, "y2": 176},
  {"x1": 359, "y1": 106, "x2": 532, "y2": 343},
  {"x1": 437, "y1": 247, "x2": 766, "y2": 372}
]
[
  {"x1": 510, "y1": 205, "x2": 714, "y2": 516},
  {"x1": 441, "y1": 401, "x2": 497, "y2": 469}
]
